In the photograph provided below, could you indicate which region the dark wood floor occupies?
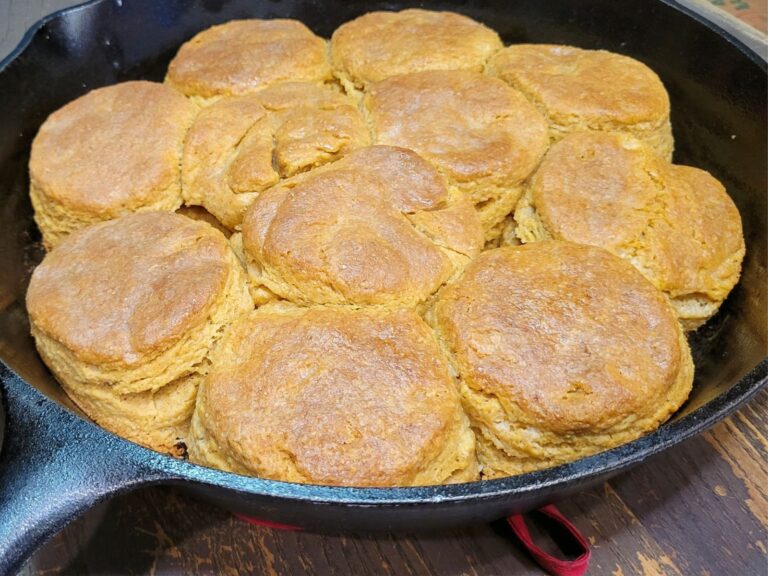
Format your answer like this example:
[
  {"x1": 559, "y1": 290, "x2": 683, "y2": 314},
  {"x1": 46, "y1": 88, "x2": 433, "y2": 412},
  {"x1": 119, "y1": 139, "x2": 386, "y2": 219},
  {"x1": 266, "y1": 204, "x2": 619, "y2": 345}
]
[{"x1": 3, "y1": 1, "x2": 767, "y2": 574}]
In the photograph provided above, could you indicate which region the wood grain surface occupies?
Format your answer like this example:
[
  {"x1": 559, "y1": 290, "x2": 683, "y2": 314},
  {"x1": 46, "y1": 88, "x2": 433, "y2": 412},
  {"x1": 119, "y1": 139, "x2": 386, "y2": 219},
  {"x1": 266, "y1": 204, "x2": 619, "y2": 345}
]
[{"x1": 2, "y1": 1, "x2": 767, "y2": 575}]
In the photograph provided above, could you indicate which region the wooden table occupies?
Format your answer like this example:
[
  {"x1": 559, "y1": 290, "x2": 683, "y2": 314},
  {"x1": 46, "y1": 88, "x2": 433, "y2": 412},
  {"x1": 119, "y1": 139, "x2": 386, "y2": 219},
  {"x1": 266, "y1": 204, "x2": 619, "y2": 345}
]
[{"x1": 3, "y1": 1, "x2": 766, "y2": 574}]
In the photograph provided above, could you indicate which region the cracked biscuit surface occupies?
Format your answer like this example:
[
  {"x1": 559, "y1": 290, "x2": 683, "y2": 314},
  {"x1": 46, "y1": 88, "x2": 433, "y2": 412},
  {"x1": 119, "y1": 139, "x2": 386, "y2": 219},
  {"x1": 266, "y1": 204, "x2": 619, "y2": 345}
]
[
  {"x1": 365, "y1": 70, "x2": 549, "y2": 243},
  {"x1": 239, "y1": 145, "x2": 483, "y2": 308},
  {"x1": 29, "y1": 81, "x2": 198, "y2": 248},
  {"x1": 509, "y1": 132, "x2": 744, "y2": 329},
  {"x1": 430, "y1": 241, "x2": 693, "y2": 477},
  {"x1": 26, "y1": 212, "x2": 253, "y2": 454},
  {"x1": 166, "y1": 19, "x2": 332, "y2": 104},
  {"x1": 189, "y1": 304, "x2": 478, "y2": 486},
  {"x1": 487, "y1": 44, "x2": 674, "y2": 160},
  {"x1": 331, "y1": 9, "x2": 502, "y2": 90},
  {"x1": 182, "y1": 83, "x2": 370, "y2": 230}
]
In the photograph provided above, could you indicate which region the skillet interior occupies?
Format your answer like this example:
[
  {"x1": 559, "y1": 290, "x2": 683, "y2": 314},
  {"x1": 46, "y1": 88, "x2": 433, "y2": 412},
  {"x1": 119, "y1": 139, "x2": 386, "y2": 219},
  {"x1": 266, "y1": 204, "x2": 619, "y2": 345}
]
[{"x1": 0, "y1": 0, "x2": 765, "y2": 530}]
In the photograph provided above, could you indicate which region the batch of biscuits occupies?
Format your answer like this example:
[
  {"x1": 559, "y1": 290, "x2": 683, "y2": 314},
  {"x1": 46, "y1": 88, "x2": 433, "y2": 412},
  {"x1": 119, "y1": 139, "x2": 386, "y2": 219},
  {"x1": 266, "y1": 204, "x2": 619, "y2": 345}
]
[{"x1": 25, "y1": 10, "x2": 744, "y2": 486}]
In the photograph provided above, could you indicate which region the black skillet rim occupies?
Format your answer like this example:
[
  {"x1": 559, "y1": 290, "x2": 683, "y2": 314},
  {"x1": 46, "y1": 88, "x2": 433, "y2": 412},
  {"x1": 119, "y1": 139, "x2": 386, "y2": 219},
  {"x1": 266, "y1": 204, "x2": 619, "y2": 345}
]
[{"x1": 0, "y1": 0, "x2": 766, "y2": 506}]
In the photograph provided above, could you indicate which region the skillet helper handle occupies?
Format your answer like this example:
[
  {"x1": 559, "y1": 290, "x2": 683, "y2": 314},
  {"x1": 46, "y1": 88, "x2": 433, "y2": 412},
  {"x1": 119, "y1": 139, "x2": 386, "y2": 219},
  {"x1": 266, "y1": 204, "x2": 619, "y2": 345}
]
[
  {"x1": 232, "y1": 506, "x2": 591, "y2": 576},
  {"x1": 0, "y1": 375, "x2": 171, "y2": 576},
  {"x1": 507, "y1": 505, "x2": 591, "y2": 576}
]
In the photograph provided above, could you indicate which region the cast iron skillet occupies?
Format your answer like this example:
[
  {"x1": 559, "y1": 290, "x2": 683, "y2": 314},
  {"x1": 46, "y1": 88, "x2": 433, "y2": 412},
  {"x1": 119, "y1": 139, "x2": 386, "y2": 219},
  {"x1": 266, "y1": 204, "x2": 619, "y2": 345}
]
[{"x1": 0, "y1": 0, "x2": 765, "y2": 573}]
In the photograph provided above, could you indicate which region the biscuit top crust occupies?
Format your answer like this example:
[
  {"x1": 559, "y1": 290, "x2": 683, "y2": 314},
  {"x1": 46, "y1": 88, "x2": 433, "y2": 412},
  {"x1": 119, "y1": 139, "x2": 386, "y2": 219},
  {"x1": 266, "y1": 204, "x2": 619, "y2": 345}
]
[
  {"x1": 487, "y1": 44, "x2": 670, "y2": 127},
  {"x1": 166, "y1": 19, "x2": 331, "y2": 99},
  {"x1": 241, "y1": 145, "x2": 483, "y2": 306},
  {"x1": 331, "y1": 9, "x2": 502, "y2": 86},
  {"x1": 181, "y1": 93, "x2": 277, "y2": 231},
  {"x1": 532, "y1": 132, "x2": 744, "y2": 300},
  {"x1": 200, "y1": 305, "x2": 461, "y2": 486},
  {"x1": 433, "y1": 242, "x2": 682, "y2": 433},
  {"x1": 182, "y1": 83, "x2": 371, "y2": 229},
  {"x1": 27, "y1": 212, "x2": 231, "y2": 365},
  {"x1": 366, "y1": 70, "x2": 549, "y2": 186},
  {"x1": 534, "y1": 132, "x2": 662, "y2": 249},
  {"x1": 29, "y1": 81, "x2": 197, "y2": 214},
  {"x1": 183, "y1": 94, "x2": 276, "y2": 202},
  {"x1": 255, "y1": 82, "x2": 371, "y2": 178}
]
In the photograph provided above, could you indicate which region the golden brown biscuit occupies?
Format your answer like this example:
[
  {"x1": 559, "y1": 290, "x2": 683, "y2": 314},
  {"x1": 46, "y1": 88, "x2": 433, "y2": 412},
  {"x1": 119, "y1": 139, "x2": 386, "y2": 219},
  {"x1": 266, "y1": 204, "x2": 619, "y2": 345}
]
[
  {"x1": 29, "y1": 81, "x2": 198, "y2": 248},
  {"x1": 430, "y1": 242, "x2": 694, "y2": 477},
  {"x1": 331, "y1": 9, "x2": 502, "y2": 90},
  {"x1": 166, "y1": 19, "x2": 331, "y2": 104},
  {"x1": 240, "y1": 145, "x2": 483, "y2": 307},
  {"x1": 189, "y1": 304, "x2": 478, "y2": 486},
  {"x1": 26, "y1": 212, "x2": 253, "y2": 454},
  {"x1": 487, "y1": 44, "x2": 674, "y2": 159},
  {"x1": 365, "y1": 70, "x2": 549, "y2": 242},
  {"x1": 255, "y1": 82, "x2": 371, "y2": 177},
  {"x1": 182, "y1": 83, "x2": 369, "y2": 230},
  {"x1": 181, "y1": 95, "x2": 276, "y2": 230},
  {"x1": 511, "y1": 132, "x2": 744, "y2": 329}
]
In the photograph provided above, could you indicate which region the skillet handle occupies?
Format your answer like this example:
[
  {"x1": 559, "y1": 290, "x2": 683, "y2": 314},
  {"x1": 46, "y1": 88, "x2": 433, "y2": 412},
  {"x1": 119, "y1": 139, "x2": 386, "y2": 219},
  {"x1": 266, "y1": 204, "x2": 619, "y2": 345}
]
[{"x1": 0, "y1": 373, "x2": 175, "y2": 576}]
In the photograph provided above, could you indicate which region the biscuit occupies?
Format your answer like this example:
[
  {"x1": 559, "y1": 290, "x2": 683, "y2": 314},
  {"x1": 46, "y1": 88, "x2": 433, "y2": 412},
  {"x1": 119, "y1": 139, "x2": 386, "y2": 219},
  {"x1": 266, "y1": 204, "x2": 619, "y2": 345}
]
[
  {"x1": 430, "y1": 242, "x2": 694, "y2": 477},
  {"x1": 29, "y1": 81, "x2": 198, "y2": 248},
  {"x1": 189, "y1": 304, "x2": 478, "y2": 486},
  {"x1": 26, "y1": 212, "x2": 253, "y2": 454},
  {"x1": 511, "y1": 132, "x2": 744, "y2": 329},
  {"x1": 331, "y1": 9, "x2": 502, "y2": 91},
  {"x1": 182, "y1": 83, "x2": 369, "y2": 230},
  {"x1": 487, "y1": 44, "x2": 673, "y2": 159},
  {"x1": 166, "y1": 19, "x2": 331, "y2": 104},
  {"x1": 365, "y1": 70, "x2": 549, "y2": 242},
  {"x1": 255, "y1": 82, "x2": 371, "y2": 177},
  {"x1": 240, "y1": 145, "x2": 483, "y2": 308}
]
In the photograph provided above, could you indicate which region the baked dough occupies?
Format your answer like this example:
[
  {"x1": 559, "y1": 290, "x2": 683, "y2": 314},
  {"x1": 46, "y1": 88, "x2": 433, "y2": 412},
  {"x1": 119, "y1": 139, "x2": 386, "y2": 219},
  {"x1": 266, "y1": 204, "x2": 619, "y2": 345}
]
[
  {"x1": 26, "y1": 212, "x2": 253, "y2": 454},
  {"x1": 331, "y1": 9, "x2": 501, "y2": 90},
  {"x1": 430, "y1": 241, "x2": 694, "y2": 477},
  {"x1": 487, "y1": 44, "x2": 674, "y2": 159},
  {"x1": 182, "y1": 83, "x2": 369, "y2": 230},
  {"x1": 166, "y1": 19, "x2": 331, "y2": 104},
  {"x1": 24, "y1": 14, "x2": 722, "y2": 480},
  {"x1": 29, "y1": 81, "x2": 198, "y2": 248},
  {"x1": 510, "y1": 131, "x2": 744, "y2": 329},
  {"x1": 239, "y1": 145, "x2": 483, "y2": 307},
  {"x1": 189, "y1": 303, "x2": 478, "y2": 486},
  {"x1": 365, "y1": 70, "x2": 549, "y2": 242}
]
